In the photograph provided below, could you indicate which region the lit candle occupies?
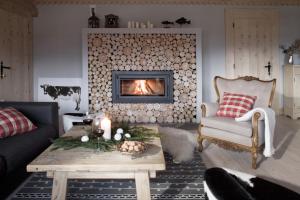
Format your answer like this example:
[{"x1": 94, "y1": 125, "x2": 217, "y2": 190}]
[
  {"x1": 101, "y1": 117, "x2": 111, "y2": 140},
  {"x1": 94, "y1": 119, "x2": 100, "y2": 127}
]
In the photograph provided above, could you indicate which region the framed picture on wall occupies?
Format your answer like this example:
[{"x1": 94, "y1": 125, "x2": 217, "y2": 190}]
[{"x1": 38, "y1": 78, "x2": 82, "y2": 114}]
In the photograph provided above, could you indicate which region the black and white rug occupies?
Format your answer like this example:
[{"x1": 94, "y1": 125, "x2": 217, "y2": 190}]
[{"x1": 9, "y1": 152, "x2": 205, "y2": 200}]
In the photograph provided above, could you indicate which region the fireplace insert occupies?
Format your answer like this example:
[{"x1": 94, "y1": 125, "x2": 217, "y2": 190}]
[{"x1": 112, "y1": 71, "x2": 173, "y2": 103}]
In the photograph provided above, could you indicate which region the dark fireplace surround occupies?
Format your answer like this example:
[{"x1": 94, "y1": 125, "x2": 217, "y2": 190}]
[{"x1": 112, "y1": 71, "x2": 173, "y2": 103}]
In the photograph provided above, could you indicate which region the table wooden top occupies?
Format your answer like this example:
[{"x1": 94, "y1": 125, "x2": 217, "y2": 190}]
[{"x1": 27, "y1": 125, "x2": 166, "y2": 172}]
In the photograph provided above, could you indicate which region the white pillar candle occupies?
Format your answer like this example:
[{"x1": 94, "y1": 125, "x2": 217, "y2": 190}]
[
  {"x1": 147, "y1": 20, "x2": 151, "y2": 28},
  {"x1": 101, "y1": 117, "x2": 111, "y2": 140},
  {"x1": 141, "y1": 23, "x2": 146, "y2": 28}
]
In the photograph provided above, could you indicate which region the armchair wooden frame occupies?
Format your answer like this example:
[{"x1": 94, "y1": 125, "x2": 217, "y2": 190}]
[{"x1": 198, "y1": 76, "x2": 276, "y2": 169}]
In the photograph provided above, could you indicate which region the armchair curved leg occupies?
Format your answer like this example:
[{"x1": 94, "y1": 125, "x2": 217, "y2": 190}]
[
  {"x1": 198, "y1": 136, "x2": 204, "y2": 152},
  {"x1": 252, "y1": 151, "x2": 257, "y2": 169},
  {"x1": 198, "y1": 125, "x2": 204, "y2": 152}
]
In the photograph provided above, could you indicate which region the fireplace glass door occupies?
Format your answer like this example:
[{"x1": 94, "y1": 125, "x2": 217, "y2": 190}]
[
  {"x1": 112, "y1": 71, "x2": 173, "y2": 103},
  {"x1": 120, "y1": 79, "x2": 165, "y2": 96}
]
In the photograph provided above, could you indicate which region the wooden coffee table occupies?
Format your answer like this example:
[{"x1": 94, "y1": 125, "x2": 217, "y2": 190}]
[{"x1": 27, "y1": 125, "x2": 166, "y2": 200}]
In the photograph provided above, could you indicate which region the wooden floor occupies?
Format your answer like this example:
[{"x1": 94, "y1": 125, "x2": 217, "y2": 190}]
[{"x1": 194, "y1": 116, "x2": 300, "y2": 193}]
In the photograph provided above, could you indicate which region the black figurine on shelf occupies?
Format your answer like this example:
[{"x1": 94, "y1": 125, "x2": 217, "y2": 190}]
[
  {"x1": 105, "y1": 14, "x2": 119, "y2": 28},
  {"x1": 88, "y1": 8, "x2": 100, "y2": 28},
  {"x1": 175, "y1": 17, "x2": 191, "y2": 26},
  {"x1": 161, "y1": 20, "x2": 174, "y2": 28}
]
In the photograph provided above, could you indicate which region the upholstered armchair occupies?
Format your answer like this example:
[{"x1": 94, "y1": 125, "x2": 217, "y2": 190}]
[{"x1": 198, "y1": 76, "x2": 276, "y2": 169}]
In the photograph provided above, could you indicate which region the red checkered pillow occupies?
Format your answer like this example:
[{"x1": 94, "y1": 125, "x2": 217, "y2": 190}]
[
  {"x1": 216, "y1": 92, "x2": 257, "y2": 118},
  {"x1": 0, "y1": 107, "x2": 37, "y2": 138}
]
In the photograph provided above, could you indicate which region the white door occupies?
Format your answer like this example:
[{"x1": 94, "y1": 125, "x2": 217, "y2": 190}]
[
  {"x1": 0, "y1": 8, "x2": 33, "y2": 101},
  {"x1": 225, "y1": 9, "x2": 280, "y2": 111}
]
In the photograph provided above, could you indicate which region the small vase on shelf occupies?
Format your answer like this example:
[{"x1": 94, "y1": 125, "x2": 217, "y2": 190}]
[
  {"x1": 88, "y1": 8, "x2": 100, "y2": 28},
  {"x1": 288, "y1": 55, "x2": 293, "y2": 64}
]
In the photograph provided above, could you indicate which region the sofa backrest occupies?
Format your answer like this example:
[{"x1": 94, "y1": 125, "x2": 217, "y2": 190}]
[
  {"x1": 0, "y1": 102, "x2": 59, "y2": 138},
  {"x1": 214, "y1": 76, "x2": 276, "y2": 108}
]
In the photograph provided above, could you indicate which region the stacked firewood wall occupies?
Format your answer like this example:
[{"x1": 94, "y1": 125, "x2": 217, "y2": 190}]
[{"x1": 88, "y1": 33, "x2": 197, "y2": 123}]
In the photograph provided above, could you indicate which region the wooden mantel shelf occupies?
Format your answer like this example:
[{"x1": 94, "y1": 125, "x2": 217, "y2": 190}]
[{"x1": 33, "y1": 0, "x2": 300, "y2": 6}]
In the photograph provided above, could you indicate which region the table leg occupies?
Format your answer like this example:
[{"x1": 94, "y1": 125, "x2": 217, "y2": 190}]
[
  {"x1": 135, "y1": 171, "x2": 151, "y2": 200},
  {"x1": 51, "y1": 171, "x2": 68, "y2": 200}
]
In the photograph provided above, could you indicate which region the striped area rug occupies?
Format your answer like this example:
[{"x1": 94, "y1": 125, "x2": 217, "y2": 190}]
[{"x1": 10, "y1": 152, "x2": 205, "y2": 200}]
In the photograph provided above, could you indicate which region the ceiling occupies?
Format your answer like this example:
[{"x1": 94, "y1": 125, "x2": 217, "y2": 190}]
[
  {"x1": 1, "y1": 0, "x2": 299, "y2": 18},
  {"x1": 33, "y1": 0, "x2": 300, "y2": 6}
]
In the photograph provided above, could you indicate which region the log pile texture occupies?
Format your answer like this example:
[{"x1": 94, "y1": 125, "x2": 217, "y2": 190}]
[{"x1": 88, "y1": 33, "x2": 197, "y2": 123}]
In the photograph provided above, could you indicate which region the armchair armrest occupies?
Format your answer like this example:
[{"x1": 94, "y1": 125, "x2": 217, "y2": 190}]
[
  {"x1": 201, "y1": 102, "x2": 219, "y2": 117},
  {"x1": 251, "y1": 111, "x2": 261, "y2": 142}
]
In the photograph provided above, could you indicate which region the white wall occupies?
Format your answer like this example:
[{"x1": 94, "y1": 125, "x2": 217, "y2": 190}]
[{"x1": 33, "y1": 5, "x2": 300, "y2": 105}]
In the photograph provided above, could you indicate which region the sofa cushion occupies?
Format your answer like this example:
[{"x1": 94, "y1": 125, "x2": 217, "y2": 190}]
[
  {"x1": 201, "y1": 116, "x2": 264, "y2": 138},
  {"x1": 0, "y1": 102, "x2": 59, "y2": 138},
  {"x1": 0, "y1": 107, "x2": 37, "y2": 138},
  {"x1": 216, "y1": 92, "x2": 256, "y2": 118},
  {"x1": 0, "y1": 124, "x2": 56, "y2": 174}
]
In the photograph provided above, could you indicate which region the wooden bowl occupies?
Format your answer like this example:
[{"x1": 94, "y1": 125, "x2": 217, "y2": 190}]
[{"x1": 118, "y1": 141, "x2": 147, "y2": 154}]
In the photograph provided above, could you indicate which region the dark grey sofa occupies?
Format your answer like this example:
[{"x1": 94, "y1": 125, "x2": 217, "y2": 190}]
[{"x1": 0, "y1": 102, "x2": 59, "y2": 198}]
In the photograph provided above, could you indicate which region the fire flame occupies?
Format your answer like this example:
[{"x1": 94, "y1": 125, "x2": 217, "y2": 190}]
[
  {"x1": 133, "y1": 80, "x2": 152, "y2": 95},
  {"x1": 121, "y1": 79, "x2": 164, "y2": 96}
]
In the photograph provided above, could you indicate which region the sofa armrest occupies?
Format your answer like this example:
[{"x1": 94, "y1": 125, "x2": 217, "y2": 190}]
[
  {"x1": 0, "y1": 102, "x2": 59, "y2": 137},
  {"x1": 201, "y1": 102, "x2": 219, "y2": 117}
]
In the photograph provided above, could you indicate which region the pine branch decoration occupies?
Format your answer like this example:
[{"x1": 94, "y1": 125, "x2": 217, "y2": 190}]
[{"x1": 51, "y1": 125, "x2": 159, "y2": 151}]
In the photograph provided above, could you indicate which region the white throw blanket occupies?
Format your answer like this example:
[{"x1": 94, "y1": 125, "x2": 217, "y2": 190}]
[{"x1": 235, "y1": 107, "x2": 276, "y2": 157}]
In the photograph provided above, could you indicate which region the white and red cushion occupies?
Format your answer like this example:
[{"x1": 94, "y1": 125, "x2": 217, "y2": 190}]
[
  {"x1": 216, "y1": 92, "x2": 256, "y2": 118},
  {"x1": 0, "y1": 107, "x2": 37, "y2": 138}
]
